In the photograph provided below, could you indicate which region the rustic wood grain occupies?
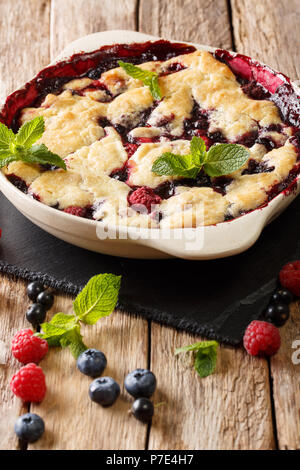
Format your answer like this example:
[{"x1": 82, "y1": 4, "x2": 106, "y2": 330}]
[
  {"x1": 140, "y1": 0, "x2": 274, "y2": 450},
  {"x1": 231, "y1": 0, "x2": 300, "y2": 79},
  {"x1": 30, "y1": 294, "x2": 148, "y2": 450},
  {"x1": 0, "y1": 277, "x2": 35, "y2": 450},
  {"x1": 0, "y1": 0, "x2": 50, "y2": 449},
  {"x1": 139, "y1": 0, "x2": 232, "y2": 49},
  {"x1": 50, "y1": 0, "x2": 138, "y2": 59},
  {"x1": 270, "y1": 303, "x2": 300, "y2": 450},
  {"x1": 148, "y1": 324, "x2": 275, "y2": 450},
  {"x1": 28, "y1": 0, "x2": 149, "y2": 450},
  {"x1": 0, "y1": 0, "x2": 50, "y2": 104},
  {"x1": 232, "y1": 0, "x2": 300, "y2": 449}
]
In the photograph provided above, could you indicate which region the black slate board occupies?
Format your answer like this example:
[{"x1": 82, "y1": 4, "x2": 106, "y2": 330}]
[{"x1": 1, "y1": 192, "x2": 300, "y2": 345}]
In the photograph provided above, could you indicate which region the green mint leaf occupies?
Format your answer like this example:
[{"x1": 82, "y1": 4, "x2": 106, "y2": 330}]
[
  {"x1": 204, "y1": 144, "x2": 249, "y2": 177},
  {"x1": 175, "y1": 341, "x2": 211, "y2": 355},
  {"x1": 152, "y1": 138, "x2": 249, "y2": 179},
  {"x1": 0, "y1": 121, "x2": 15, "y2": 150},
  {"x1": 15, "y1": 116, "x2": 45, "y2": 148},
  {"x1": 0, "y1": 118, "x2": 67, "y2": 170},
  {"x1": 190, "y1": 136, "x2": 207, "y2": 166},
  {"x1": 39, "y1": 313, "x2": 77, "y2": 346},
  {"x1": 194, "y1": 343, "x2": 218, "y2": 378},
  {"x1": 39, "y1": 313, "x2": 86, "y2": 357},
  {"x1": 149, "y1": 76, "x2": 162, "y2": 101},
  {"x1": 0, "y1": 155, "x2": 17, "y2": 168},
  {"x1": 59, "y1": 326, "x2": 87, "y2": 359},
  {"x1": 47, "y1": 313, "x2": 77, "y2": 328},
  {"x1": 73, "y1": 273, "x2": 121, "y2": 325},
  {"x1": 175, "y1": 340, "x2": 218, "y2": 378},
  {"x1": 151, "y1": 152, "x2": 199, "y2": 179},
  {"x1": 20, "y1": 144, "x2": 67, "y2": 170},
  {"x1": 118, "y1": 61, "x2": 162, "y2": 100}
]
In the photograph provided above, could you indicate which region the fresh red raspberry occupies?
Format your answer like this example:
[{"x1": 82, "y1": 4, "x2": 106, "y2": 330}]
[
  {"x1": 128, "y1": 187, "x2": 162, "y2": 214},
  {"x1": 279, "y1": 261, "x2": 300, "y2": 296},
  {"x1": 64, "y1": 206, "x2": 86, "y2": 217},
  {"x1": 243, "y1": 320, "x2": 281, "y2": 356},
  {"x1": 10, "y1": 363, "x2": 46, "y2": 403},
  {"x1": 12, "y1": 329, "x2": 48, "y2": 364}
]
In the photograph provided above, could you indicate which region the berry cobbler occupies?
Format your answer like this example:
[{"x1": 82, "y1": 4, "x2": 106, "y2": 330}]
[{"x1": 2, "y1": 40, "x2": 300, "y2": 228}]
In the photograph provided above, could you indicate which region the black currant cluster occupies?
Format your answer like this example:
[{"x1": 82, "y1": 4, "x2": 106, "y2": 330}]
[
  {"x1": 26, "y1": 282, "x2": 54, "y2": 328},
  {"x1": 77, "y1": 349, "x2": 156, "y2": 423},
  {"x1": 264, "y1": 287, "x2": 293, "y2": 327}
]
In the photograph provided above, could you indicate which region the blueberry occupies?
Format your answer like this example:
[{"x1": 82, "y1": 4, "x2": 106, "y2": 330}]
[
  {"x1": 37, "y1": 291, "x2": 54, "y2": 310},
  {"x1": 124, "y1": 369, "x2": 156, "y2": 398},
  {"x1": 271, "y1": 289, "x2": 293, "y2": 304},
  {"x1": 14, "y1": 413, "x2": 45, "y2": 443},
  {"x1": 89, "y1": 377, "x2": 120, "y2": 406},
  {"x1": 132, "y1": 398, "x2": 154, "y2": 423},
  {"x1": 27, "y1": 282, "x2": 44, "y2": 302},
  {"x1": 77, "y1": 349, "x2": 107, "y2": 377},
  {"x1": 265, "y1": 302, "x2": 290, "y2": 327},
  {"x1": 26, "y1": 303, "x2": 46, "y2": 327}
]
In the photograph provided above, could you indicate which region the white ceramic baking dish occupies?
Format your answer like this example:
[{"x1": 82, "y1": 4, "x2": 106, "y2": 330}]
[{"x1": 0, "y1": 30, "x2": 300, "y2": 260}]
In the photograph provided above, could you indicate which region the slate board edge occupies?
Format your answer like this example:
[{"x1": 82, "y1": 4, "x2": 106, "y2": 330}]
[{"x1": 0, "y1": 260, "x2": 241, "y2": 346}]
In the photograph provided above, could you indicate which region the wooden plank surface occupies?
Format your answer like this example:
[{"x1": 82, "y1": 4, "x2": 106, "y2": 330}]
[
  {"x1": 232, "y1": 0, "x2": 300, "y2": 450},
  {"x1": 148, "y1": 325, "x2": 275, "y2": 450},
  {"x1": 271, "y1": 303, "x2": 300, "y2": 450},
  {"x1": 0, "y1": 0, "x2": 300, "y2": 451},
  {"x1": 30, "y1": 297, "x2": 148, "y2": 450},
  {"x1": 0, "y1": 0, "x2": 51, "y2": 450},
  {"x1": 0, "y1": 0, "x2": 51, "y2": 104},
  {"x1": 231, "y1": 0, "x2": 300, "y2": 79},
  {"x1": 0, "y1": 279, "x2": 31, "y2": 450},
  {"x1": 140, "y1": 0, "x2": 275, "y2": 450},
  {"x1": 50, "y1": 0, "x2": 138, "y2": 59},
  {"x1": 139, "y1": 0, "x2": 232, "y2": 49}
]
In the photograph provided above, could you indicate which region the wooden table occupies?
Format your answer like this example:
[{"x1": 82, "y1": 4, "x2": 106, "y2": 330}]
[{"x1": 1, "y1": 0, "x2": 300, "y2": 451}]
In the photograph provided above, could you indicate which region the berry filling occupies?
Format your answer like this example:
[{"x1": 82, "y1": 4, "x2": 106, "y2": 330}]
[
  {"x1": 184, "y1": 102, "x2": 210, "y2": 139},
  {"x1": 242, "y1": 159, "x2": 275, "y2": 175},
  {"x1": 128, "y1": 187, "x2": 162, "y2": 214},
  {"x1": 6, "y1": 174, "x2": 28, "y2": 193},
  {"x1": 160, "y1": 62, "x2": 186, "y2": 76},
  {"x1": 63, "y1": 205, "x2": 94, "y2": 219}
]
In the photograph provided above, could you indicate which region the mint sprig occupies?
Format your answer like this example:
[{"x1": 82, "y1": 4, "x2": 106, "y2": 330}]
[
  {"x1": 118, "y1": 60, "x2": 162, "y2": 100},
  {"x1": 0, "y1": 116, "x2": 66, "y2": 170},
  {"x1": 175, "y1": 340, "x2": 219, "y2": 378},
  {"x1": 37, "y1": 274, "x2": 121, "y2": 358},
  {"x1": 152, "y1": 136, "x2": 249, "y2": 178}
]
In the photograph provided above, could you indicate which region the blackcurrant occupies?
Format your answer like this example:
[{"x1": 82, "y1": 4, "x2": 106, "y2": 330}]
[
  {"x1": 132, "y1": 398, "x2": 154, "y2": 423},
  {"x1": 276, "y1": 289, "x2": 293, "y2": 304},
  {"x1": 37, "y1": 291, "x2": 54, "y2": 310},
  {"x1": 26, "y1": 303, "x2": 46, "y2": 327},
  {"x1": 265, "y1": 302, "x2": 290, "y2": 327},
  {"x1": 26, "y1": 282, "x2": 44, "y2": 302}
]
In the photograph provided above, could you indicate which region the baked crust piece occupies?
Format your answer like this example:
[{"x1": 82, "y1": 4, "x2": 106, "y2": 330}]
[{"x1": 3, "y1": 47, "x2": 300, "y2": 228}]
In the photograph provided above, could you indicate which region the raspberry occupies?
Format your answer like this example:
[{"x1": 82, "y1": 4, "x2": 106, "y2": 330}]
[
  {"x1": 128, "y1": 187, "x2": 162, "y2": 214},
  {"x1": 243, "y1": 320, "x2": 281, "y2": 356},
  {"x1": 10, "y1": 363, "x2": 46, "y2": 403},
  {"x1": 12, "y1": 329, "x2": 48, "y2": 364},
  {"x1": 64, "y1": 206, "x2": 86, "y2": 217},
  {"x1": 279, "y1": 261, "x2": 300, "y2": 296}
]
